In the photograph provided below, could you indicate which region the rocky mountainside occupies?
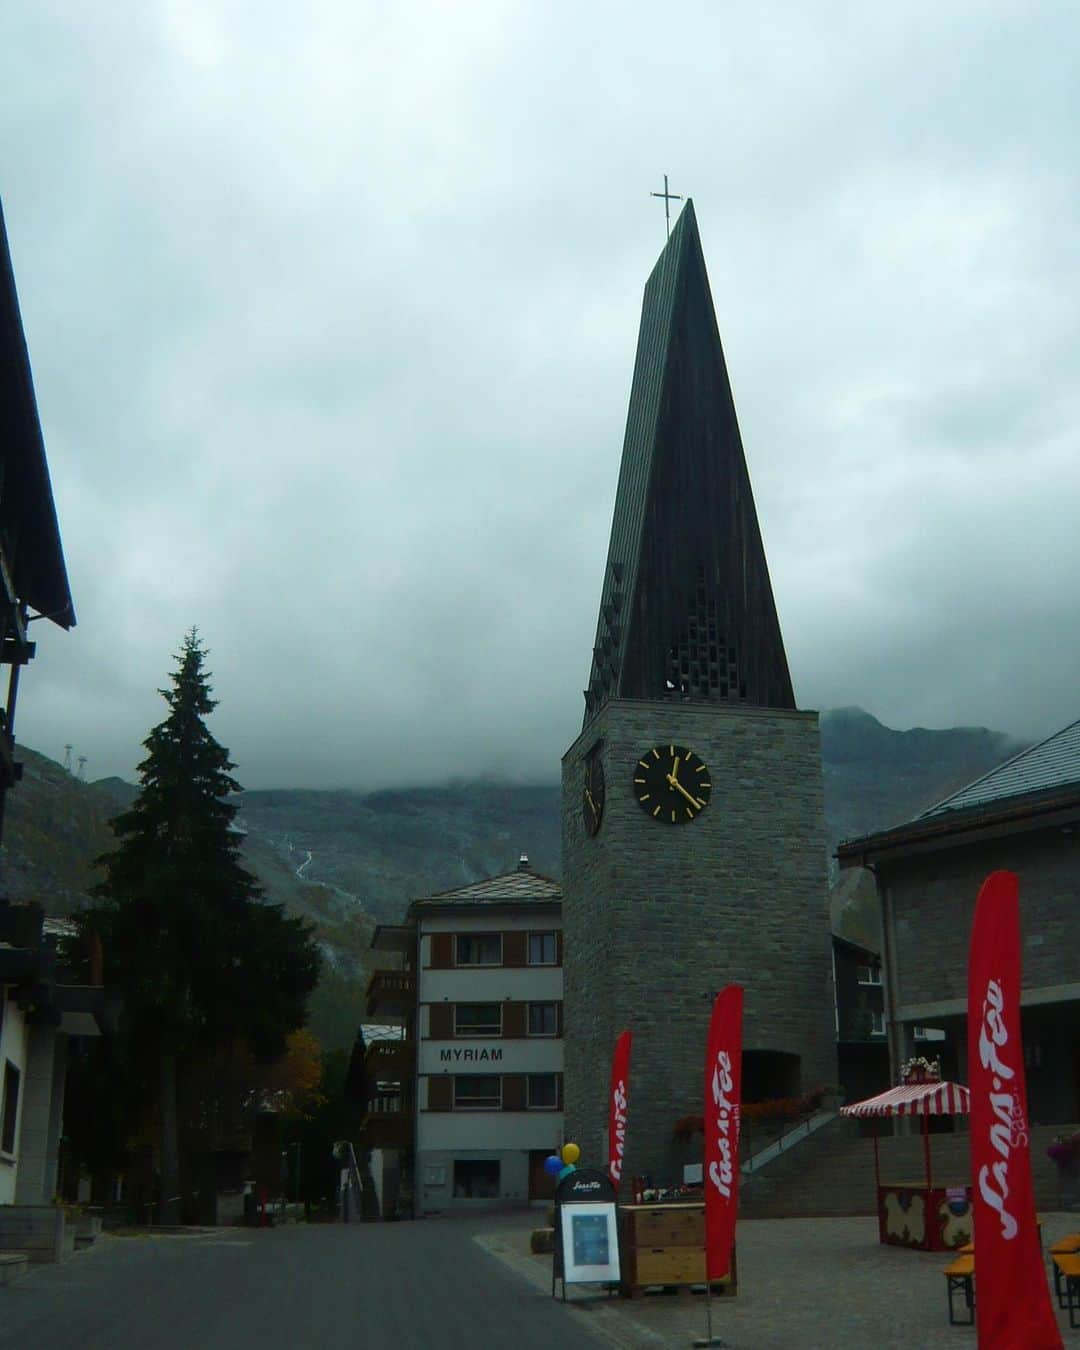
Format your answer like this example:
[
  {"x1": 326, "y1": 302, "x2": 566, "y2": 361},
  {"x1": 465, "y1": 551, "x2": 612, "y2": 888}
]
[
  {"x1": 0, "y1": 748, "x2": 375, "y2": 1050},
  {"x1": 0, "y1": 708, "x2": 1023, "y2": 1045},
  {"x1": 236, "y1": 706, "x2": 1022, "y2": 927}
]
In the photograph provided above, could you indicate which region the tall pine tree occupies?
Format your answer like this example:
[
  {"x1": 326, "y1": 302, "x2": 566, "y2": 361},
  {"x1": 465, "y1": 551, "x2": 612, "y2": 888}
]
[{"x1": 78, "y1": 631, "x2": 320, "y2": 1222}]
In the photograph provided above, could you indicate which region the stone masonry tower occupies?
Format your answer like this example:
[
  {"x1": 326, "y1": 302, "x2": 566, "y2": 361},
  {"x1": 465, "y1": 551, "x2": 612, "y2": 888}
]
[{"x1": 562, "y1": 202, "x2": 835, "y2": 1187}]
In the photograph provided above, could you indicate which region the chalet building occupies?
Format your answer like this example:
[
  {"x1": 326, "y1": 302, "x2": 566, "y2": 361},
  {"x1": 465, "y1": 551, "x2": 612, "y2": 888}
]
[
  {"x1": 0, "y1": 198, "x2": 76, "y2": 841},
  {"x1": 838, "y1": 718, "x2": 1080, "y2": 1136},
  {"x1": 0, "y1": 905, "x2": 111, "y2": 1209},
  {"x1": 0, "y1": 199, "x2": 91, "y2": 1254},
  {"x1": 362, "y1": 856, "x2": 564, "y2": 1217}
]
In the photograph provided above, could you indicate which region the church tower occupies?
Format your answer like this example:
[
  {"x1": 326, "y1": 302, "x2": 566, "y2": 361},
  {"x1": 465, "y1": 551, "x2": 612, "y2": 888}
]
[{"x1": 562, "y1": 201, "x2": 834, "y2": 1184}]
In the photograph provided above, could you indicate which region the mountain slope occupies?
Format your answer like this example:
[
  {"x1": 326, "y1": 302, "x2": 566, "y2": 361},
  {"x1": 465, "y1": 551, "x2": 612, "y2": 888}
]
[{"x1": 0, "y1": 709, "x2": 1024, "y2": 1044}]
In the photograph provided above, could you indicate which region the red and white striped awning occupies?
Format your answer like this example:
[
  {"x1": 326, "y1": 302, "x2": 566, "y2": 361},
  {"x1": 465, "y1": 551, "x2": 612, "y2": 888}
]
[{"x1": 839, "y1": 1080, "x2": 970, "y2": 1117}]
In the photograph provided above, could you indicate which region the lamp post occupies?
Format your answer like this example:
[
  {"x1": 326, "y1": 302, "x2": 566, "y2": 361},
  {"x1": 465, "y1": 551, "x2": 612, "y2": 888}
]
[{"x1": 291, "y1": 1141, "x2": 302, "y2": 1204}]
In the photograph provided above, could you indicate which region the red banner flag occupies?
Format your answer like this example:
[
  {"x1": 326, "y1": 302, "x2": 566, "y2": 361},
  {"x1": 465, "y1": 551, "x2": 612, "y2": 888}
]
[
  {"x1": 608, "y1": 1030, "x2": 632, "y2": 1189},
  {"x1": 704, "y1": 985, "x2": 742, "y2": 1281},
  {"x1": 967, "y1": 871, "x2": 1062, "y2": 1349}
]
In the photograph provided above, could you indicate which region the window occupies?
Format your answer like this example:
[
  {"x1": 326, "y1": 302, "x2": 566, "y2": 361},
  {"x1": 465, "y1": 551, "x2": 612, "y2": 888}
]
[
  {"x1": 453, "y1": 1076, "x2": 502, "y2": 1110},
  {"x1": 857, "y1": 965, "x2": 882, "y2": 986},
  {"x1": 527, "y1": 1074, "x2": 558, "y2": 1110},
  {"x1": 455, "y1": 933, "x2": 501, "y2": 966},
  {"x1": 528, "y1": 932, "x2": 557, "y2": 965},
  {"x1": 453, "y1": 1159, "x2": 500, "y2": 1198},
  {"x1": 1, "y1": 1061, "x2": 19, "y2": 1155},
  {"x1": 455, "y1": 1003, "x2": 502, "y2": 1036},
  {"x1": 870, "y1": 1011, "x2": 886, "y2": 1036},
  {"x1": 528, "y1": 1003, "x2": 558, "y2": 1037}
]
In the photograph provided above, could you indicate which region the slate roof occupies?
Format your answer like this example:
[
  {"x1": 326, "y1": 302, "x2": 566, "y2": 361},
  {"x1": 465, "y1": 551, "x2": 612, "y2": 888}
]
[
  {"x1": 919, "y1": 718, "x2": 1080, "y2": 818},
  {"x1": 837, "y1": 715, "x2": 1080, "y2": 865},
  {"x1": 362, "y1": 1023, "x2": 405, "y2": 1043},
  {"x1": 413, "y1": 859, "x2": 561, "y2": 908},
  {"x1": 582, "y1": 198, "x2": 793, "y2": 723},
  {"x1": 0, "y1": 199, "x2": 74, "y2": 627}
]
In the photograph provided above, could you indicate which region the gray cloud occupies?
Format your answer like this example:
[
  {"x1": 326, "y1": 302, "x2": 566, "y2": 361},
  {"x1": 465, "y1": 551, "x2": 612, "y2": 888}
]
[{"x1": 4, "y1": 1, "x2": 1080, "y2": 789}]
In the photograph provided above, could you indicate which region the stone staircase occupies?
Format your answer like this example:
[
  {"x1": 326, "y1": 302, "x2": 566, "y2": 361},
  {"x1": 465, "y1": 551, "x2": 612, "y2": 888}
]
[
  {"x1": 741, "y1": 1109, "x2": 838, "y2": 1175},
  {"x1": 741, "y1": 1116, "x2": 1080, "y2": 1219}
]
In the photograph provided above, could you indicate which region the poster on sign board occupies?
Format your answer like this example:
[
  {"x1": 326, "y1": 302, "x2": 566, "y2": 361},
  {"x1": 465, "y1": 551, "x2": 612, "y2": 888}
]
[{"x1": 559, "y1": 1202, "x2": 621, "y2": 1284}]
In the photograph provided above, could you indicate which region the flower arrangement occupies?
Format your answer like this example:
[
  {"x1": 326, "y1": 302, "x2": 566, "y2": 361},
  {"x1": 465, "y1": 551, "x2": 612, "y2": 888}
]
[
  {"x1": 901, "y1": 1056, "x2": 941, "y2": 1085},
  {"x1": 672, "y1": 1086, "x2": 830, "y2": 1139},
  {"x1": 1046, "y1": 1133, "x2": 1080, "y2": 1167}
]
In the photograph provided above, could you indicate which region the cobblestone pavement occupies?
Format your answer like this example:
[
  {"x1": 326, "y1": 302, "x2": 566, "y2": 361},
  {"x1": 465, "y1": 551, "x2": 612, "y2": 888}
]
[{"x1": 476, "y1": 1211, "x2": 1079, "y2": 1349}]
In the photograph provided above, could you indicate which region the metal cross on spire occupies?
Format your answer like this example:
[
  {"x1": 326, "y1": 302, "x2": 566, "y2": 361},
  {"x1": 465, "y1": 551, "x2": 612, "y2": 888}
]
[{"x1": 651, "y1": 174, "x2": 683, "y2": 238}]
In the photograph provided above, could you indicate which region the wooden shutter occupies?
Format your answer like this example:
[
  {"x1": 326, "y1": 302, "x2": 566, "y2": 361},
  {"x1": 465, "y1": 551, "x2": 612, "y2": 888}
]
[
  {"x1": 430, "y1": 933, "x2": 453, "y2": 968},
  {"x1": 556, "y1": 930, "x2": 564, "y2": 966},
  {"x1": 502, "y1": 1075, "x2": 526, "y2": 1111},
  {"x1": 503, "y1": 1002, "x2": 526, "y2": 1038},
  {"x1": 556, "y1": 1001, "x2": 564, "y2": 1037},
  {"x1": 556, "y1": 1073, "x2": 563, "y2": 1110},
  {"x1": 429, "y1": 1003, "x2": 453, "y2": 1039},
  {"x1": 503, "y1": 931, "x2": 526, "y2": 967},
  {"x1": 427, "y1": 1076, "x2": 452, "y2": 1111}
]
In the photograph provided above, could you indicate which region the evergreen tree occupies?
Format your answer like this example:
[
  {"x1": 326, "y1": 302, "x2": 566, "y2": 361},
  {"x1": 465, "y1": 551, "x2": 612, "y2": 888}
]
[{"x1": 77, "y1": 631, "x2": 320, "y2": 1222}]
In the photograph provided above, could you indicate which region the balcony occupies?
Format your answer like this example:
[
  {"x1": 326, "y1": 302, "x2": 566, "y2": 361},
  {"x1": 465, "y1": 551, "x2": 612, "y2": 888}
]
[
  {"x1": 364, "y1": 968, "x2": 415, "y2": 1019},
  {"x1": 361, "y1": 966, "x2": 413, "y2": 1015},
  {"x1": 365, "y1": 1039, "x2": 416, "y2": 1079},
  {"x1": 361, "y1": 1087, "x2": 414, "y2": 1149}
]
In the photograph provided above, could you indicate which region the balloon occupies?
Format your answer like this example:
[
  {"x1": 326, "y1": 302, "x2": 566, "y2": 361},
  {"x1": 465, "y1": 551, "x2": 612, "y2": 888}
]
[
  {"x1": 557, "y1": 1164, "x2": 577, "y2": 1183},
  {"x1": 561, "y1": 1142, "x2": 581, "y2": 1165},
  {"x1": 543, "y1": 1154, "x2": 563, "y2": 1177}
]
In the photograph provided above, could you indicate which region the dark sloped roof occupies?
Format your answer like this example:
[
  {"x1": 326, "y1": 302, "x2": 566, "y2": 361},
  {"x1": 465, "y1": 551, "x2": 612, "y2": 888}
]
[
  {"x1": 413, "y1": 863, "x2": 561, "y2": 908},
  {"x1": 0, "y1": 199, "x2": 74, "y2": 627},
  {"x1": 837, "y1": 716, "x2": 1080, "y2": 863},
  {"x1": 919, "y1": 718, "x2": 1080, "y2": 818},
  {"x1": 583, "y1": 198, "x2": 793, "y2": 723}
]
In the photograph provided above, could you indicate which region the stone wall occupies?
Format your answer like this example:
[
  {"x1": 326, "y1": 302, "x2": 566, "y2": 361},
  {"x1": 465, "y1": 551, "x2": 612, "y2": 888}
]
[
  {"x1": 741, "y1": 1116, "x2": 1079, "y2": 1218},
  {"x1": 0, "y1": 1205, "x2": 66, "y2": 1262},
  {"x1": 888, "y1": 830, "x2": 1078, "y2": 1010},
  {"x1": 561, "y1": 698, "x2": 836, "y2": 1190}
]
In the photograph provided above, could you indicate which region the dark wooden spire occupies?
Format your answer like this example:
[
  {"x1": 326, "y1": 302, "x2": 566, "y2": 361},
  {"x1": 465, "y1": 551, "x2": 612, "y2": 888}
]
[{"x1": 583, "y1": 200, "x2": 794, "y2": 724}]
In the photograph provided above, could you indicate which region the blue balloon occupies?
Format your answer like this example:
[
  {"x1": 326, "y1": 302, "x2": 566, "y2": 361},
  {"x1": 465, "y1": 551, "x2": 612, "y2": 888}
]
[{"x1": 543, "y1": 1154, "x2": 563, "y2": 1177}]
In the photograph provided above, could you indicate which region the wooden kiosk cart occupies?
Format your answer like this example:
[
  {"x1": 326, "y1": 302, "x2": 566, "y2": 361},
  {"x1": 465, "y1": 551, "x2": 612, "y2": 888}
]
[
  {"x1": 840, "y1": 1065, "x2": 972, "y2": 1253},
  {"x1": 619, "y1": 1201, "x2": 737, "y2": 1297}
]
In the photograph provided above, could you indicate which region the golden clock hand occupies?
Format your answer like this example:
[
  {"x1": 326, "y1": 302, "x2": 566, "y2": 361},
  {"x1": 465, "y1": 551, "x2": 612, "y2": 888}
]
[
  {"x1": 667, "y1": 774, "x2": 704, "y2": 810},
  {"x1": 585, "y1": 788, "x2": 596, "y2": 810}
]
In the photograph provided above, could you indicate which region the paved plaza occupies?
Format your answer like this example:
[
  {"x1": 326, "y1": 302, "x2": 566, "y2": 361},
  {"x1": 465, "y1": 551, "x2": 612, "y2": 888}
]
[
  {"x1": 478, "y1": 1210, "x2": 1080, "y2": 1348},
  {"x1": 1, "y1": 1210, "x2": 1075, "y2": 1349}
]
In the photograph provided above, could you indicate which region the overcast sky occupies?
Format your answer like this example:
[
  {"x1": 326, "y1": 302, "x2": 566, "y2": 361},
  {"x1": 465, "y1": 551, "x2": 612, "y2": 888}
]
[{"x1": 3, "y1": 2, "x2": 1079, "y2": 789}]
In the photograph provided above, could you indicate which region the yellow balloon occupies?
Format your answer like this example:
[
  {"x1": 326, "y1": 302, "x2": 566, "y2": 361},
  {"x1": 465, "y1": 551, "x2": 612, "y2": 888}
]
[{"x1": 561, "y1": 1142, "x2": 580, "y2": 1165}]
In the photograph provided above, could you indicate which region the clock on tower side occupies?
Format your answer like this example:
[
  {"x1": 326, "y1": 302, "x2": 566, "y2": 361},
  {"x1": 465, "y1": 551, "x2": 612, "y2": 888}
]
[{"x1": 561, "y1": 695, "x2": 836, "y2": 1192}]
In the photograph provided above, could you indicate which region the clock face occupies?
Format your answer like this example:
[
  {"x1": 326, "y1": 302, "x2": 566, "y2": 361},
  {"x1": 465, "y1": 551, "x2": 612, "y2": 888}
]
[
  {"x1": 583, "y1": 750, "x2": 606, "y2": 836},
  {"x1": 633, "y1": 744, "x2": 711, "y2": 824}
]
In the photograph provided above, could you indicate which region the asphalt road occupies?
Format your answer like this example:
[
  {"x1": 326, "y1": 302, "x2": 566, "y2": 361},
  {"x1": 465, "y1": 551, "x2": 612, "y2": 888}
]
[{"x1": 0, "y1": 1217, "x2": 609, "y2": 1350}]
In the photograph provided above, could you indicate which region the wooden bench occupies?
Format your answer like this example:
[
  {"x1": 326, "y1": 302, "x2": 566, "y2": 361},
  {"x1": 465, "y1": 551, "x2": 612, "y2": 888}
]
[
  {"x1": 1050, "y1": 1235, "x2": 1080, "y2": 1309},
  {"x1": 944, "y1": 1254, "x2": 975, "y2": 1326},
  {"x1": 1053, "y1": 1253, "x2": 1080, "y2": 1329}
]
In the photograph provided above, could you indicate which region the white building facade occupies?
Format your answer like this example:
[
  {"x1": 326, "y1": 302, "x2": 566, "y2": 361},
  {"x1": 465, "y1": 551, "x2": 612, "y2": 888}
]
[{"x1": 368, "y1": 858, "x2": 565, "y2": 1216}]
